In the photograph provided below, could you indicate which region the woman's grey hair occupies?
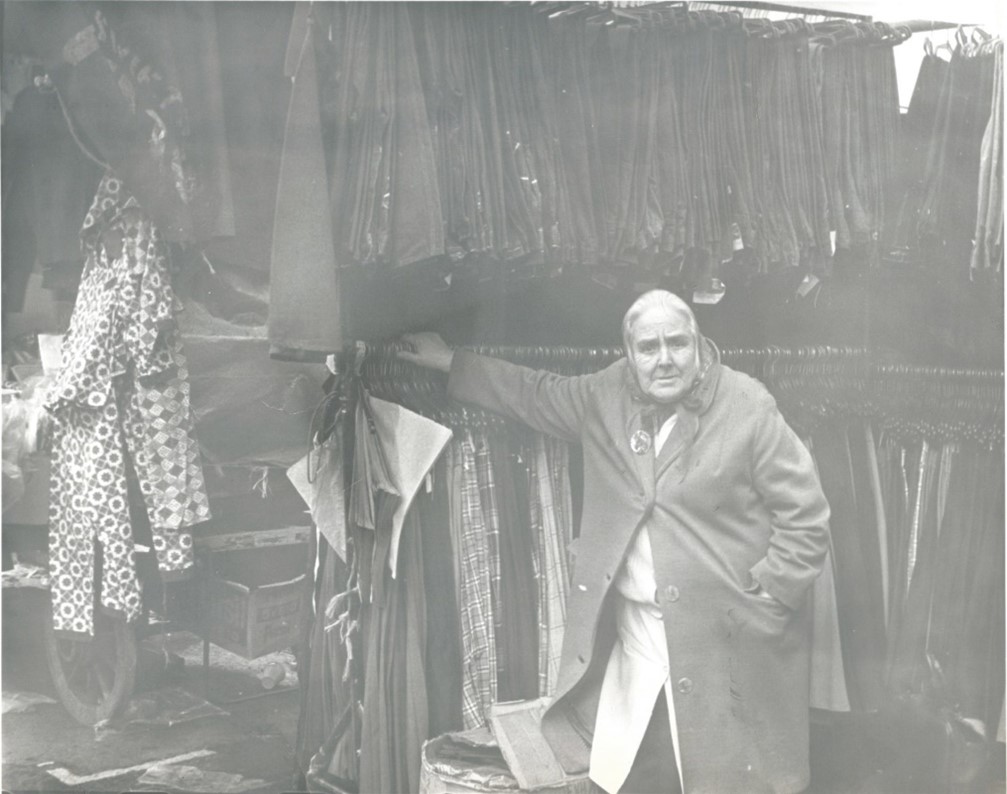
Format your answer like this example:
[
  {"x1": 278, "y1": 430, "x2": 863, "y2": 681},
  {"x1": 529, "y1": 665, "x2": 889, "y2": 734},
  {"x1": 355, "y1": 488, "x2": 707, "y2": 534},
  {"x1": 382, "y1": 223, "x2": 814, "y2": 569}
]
[{"x1": 622, "y1": 290, "x2": 700, "y2": 351}]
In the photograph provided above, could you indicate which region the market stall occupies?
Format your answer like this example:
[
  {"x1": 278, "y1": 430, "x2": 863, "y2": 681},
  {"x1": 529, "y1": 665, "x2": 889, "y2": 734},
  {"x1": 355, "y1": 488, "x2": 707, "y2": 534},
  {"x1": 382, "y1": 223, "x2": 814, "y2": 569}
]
[{"x1": 1, "y1": 2, "x2": 1002, "y2": 793}]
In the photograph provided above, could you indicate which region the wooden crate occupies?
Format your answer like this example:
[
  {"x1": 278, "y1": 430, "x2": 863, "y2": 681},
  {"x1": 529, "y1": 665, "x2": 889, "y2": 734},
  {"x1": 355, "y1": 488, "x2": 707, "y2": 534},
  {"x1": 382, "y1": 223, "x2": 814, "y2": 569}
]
[
  {"x1": 197, "y1": 526, "x2": 311, "y2": 660},
  {"x1": 204, "y1": 572, "x2": 307, "y2": 659}
]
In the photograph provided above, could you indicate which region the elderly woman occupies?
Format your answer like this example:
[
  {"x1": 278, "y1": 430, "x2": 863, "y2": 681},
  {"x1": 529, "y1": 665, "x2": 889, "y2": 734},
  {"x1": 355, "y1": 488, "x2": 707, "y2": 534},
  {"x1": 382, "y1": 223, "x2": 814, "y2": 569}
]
[{"x1": 400, "y1": 290, "x2": 830, "y2": 794}]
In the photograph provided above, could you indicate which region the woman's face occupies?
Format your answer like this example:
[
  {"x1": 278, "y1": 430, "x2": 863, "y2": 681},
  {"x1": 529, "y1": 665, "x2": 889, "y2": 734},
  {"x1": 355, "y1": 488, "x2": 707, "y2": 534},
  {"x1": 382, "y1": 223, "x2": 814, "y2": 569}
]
[{"x1": 627, "y1": 305, "x2": 700, "y2": 404}]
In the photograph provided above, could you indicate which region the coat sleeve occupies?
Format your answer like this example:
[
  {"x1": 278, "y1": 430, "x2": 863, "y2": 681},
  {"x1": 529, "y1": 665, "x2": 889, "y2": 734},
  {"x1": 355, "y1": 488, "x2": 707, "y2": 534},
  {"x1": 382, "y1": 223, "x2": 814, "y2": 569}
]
[
  {"x1": 747, "y1": 394, "x2": 831, "y2": 610},
  {"x1": 447, "y1": 351, "x2": 594, "y2": 443}
]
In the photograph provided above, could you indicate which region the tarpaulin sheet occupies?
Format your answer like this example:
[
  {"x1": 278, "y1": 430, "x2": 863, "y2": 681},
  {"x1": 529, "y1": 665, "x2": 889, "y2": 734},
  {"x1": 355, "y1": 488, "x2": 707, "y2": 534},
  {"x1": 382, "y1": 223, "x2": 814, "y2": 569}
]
[{"x1": 178, "y1": 300, "x2": 327, "y2": 469}]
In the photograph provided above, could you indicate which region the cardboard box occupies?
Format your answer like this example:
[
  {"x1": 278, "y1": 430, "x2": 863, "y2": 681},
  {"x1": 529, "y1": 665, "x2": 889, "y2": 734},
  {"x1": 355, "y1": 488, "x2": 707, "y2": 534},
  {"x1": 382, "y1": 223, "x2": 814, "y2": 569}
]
[
  {"x1": 204, "y1": 571, "x2": 307, "y2": 659},
  {"x1": 200, "y1": 533, "x2": 311, "y2": 659}
]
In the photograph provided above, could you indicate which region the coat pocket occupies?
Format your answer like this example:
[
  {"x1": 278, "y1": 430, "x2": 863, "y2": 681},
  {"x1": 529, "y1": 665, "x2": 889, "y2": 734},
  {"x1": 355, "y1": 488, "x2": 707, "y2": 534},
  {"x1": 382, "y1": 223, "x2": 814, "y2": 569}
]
[{"x1": 729, "y1": 589, "x2": 794, "y2": 639}]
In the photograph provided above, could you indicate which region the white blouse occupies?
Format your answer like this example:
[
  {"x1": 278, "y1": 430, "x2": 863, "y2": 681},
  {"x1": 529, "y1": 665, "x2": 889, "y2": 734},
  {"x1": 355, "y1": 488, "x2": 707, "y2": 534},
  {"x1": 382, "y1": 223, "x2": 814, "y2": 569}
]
[{"x1": 590, "y1": 415, "x2": 684, "y2": 794}]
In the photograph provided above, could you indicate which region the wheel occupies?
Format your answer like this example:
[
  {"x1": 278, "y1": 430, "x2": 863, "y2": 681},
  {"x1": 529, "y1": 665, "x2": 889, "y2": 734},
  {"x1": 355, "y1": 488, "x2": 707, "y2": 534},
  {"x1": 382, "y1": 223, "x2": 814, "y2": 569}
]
[{"x1": 44, "y1": 608, "x2": 138, "y2": 725}]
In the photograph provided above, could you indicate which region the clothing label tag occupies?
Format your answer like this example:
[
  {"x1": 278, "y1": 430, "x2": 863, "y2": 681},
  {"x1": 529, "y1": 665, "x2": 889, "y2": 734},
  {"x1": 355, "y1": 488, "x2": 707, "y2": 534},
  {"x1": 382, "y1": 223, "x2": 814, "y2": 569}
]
[
  {"x1": 797, "y1": 274, "x2": 820, "y2": 298},
  {"x1": 693, "y1": 278, "x2": 726, "y2": 304},
  {"x1": 693, "y1": 290, "x2": 726, "y2": 304},
  {"x1": 63, "y1": 25, "x2": 99, "y2": 65}
]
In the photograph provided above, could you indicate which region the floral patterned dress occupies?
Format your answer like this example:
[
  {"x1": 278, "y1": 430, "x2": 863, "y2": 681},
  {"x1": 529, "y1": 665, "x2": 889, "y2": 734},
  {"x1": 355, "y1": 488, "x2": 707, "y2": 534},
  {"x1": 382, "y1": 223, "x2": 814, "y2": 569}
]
[{"x1": 45, "y1": 174, "x2": 210, "y2": 636}]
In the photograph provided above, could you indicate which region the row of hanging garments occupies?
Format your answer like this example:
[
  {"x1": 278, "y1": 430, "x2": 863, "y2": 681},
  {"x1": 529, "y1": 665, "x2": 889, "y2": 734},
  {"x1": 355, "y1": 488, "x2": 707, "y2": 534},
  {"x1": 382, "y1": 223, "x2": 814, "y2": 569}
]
[
  {"x1": 269, "y1": 4, "x2": 906, "y2": 356},
  {"x1": 292, "y1": 344, "x2": 887, "y2": 793},
  {"x1": 802, "y1": 421, "x2": 1004, "y2": 792},
  {"x1": 887, "y1": 28, "x2": 1004, "y2": 277},
  {"x1": 290, "y1": 343, "x2": 1002, "y2": 793},
  {"x1": 880, "y1": 438, "x2": 1004, "y2": 738},
  {"x1": 732, "y1": 350, "x2": 1005, "y2": 741},
  {"x1": 292, "y1": 383, "x2": 575, "y2": 793}
]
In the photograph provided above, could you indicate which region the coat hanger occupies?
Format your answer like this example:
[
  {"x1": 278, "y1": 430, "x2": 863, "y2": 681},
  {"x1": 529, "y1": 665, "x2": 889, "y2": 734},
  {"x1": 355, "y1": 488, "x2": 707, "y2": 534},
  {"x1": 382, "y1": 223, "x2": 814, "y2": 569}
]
[{"x1": 546, "y1": 3, "x2": 593, "y2": 23}]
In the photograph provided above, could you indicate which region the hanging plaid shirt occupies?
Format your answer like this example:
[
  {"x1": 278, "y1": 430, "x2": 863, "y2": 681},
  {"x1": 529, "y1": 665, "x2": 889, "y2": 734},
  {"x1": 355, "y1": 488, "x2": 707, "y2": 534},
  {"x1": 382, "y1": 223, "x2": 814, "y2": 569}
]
[
  {"x1": 526, "y1": 438, "x2": 547, "y2": 694},
  {"x1": 455, "y1": 432, "x2": 498, "y2": 728},
  {"x1": 533, "y1": 434, "x2": 572, "y2": 697},
  {"x1": 46, "y1": 173, "x2": 210, "y2": 636},
  {"x1": 473, "y1": 432, "x2": 503, "y2": 639}
]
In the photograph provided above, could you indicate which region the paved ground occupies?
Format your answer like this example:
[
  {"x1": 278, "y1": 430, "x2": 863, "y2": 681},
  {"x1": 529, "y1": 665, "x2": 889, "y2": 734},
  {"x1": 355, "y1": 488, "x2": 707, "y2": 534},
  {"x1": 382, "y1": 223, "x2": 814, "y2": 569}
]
[
  {"x1": 5, "y1": 582, "x2": 1003, "y2": 794},
  {"x1": 2, "y1": 587, "x2": 304, "y2": 794}
]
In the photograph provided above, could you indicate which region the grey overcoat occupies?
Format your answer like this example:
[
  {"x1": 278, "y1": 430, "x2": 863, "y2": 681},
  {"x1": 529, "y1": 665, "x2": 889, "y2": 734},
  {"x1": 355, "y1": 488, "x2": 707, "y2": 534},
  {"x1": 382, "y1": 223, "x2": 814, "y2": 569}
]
[{"x1": 448, "y1": 339, "x2": 831, "y2": 793}]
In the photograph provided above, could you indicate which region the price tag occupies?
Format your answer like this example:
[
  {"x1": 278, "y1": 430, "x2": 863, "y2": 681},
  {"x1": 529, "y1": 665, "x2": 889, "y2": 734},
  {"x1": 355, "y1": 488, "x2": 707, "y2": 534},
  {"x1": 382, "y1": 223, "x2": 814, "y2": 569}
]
[
  {"x1": 693, "y1": 278, "x2": 726, "y2": 305},
  {"x1": 797, "y1": 274, "x2": 820, "y2": 298},
  {"x1": 731, "y1": 223, "x2": 744, "y2": 252}
]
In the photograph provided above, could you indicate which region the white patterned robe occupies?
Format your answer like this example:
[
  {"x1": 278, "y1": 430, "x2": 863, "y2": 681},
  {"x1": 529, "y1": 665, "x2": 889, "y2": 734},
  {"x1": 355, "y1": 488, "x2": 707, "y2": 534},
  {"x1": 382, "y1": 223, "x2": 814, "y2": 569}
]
[{"x1": 45, "y1": 173, "x2": 210, "y2": 636}]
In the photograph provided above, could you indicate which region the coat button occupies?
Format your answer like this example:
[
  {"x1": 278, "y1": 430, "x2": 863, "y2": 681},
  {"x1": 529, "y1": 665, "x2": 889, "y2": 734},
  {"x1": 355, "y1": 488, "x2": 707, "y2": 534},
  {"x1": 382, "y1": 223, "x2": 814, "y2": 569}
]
[
  {"x1": 664, "y1": 585, "x2": 680, "y2": 603},
  {"x1": 676, "y1": 677, "x2": 693, "y2": 694}
]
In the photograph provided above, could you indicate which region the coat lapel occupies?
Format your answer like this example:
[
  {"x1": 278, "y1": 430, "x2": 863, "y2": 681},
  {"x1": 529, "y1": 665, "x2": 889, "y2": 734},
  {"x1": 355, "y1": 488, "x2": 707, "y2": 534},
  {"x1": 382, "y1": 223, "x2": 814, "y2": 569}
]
[
  {"x1": 655, "y1": 338, "x2": 722, "y2": 481},
  {"x1": 655, "y1": 410, "x2": 697, "y2": 480}
]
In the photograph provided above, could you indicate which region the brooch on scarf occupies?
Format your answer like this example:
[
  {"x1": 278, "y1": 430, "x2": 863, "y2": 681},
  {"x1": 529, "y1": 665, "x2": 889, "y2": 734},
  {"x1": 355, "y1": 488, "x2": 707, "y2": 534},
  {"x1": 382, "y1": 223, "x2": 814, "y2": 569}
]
[{"x1": 630, "y1": 429, "x2": 652, "y2": 455}]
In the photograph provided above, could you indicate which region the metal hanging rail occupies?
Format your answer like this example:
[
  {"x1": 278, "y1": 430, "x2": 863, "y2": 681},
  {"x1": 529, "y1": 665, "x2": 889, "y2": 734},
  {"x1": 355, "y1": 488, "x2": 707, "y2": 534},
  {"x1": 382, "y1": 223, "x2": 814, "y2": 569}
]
[{"x1": 692, "y1": 1, "x2": 871, "y2": 22}]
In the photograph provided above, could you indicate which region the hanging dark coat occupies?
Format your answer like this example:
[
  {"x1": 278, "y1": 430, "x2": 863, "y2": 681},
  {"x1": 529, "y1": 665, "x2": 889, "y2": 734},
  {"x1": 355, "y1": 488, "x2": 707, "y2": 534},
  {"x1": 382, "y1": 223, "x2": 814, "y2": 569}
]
[{"x1": 447, "y1": 339, "x2": 831, "y2": 794}]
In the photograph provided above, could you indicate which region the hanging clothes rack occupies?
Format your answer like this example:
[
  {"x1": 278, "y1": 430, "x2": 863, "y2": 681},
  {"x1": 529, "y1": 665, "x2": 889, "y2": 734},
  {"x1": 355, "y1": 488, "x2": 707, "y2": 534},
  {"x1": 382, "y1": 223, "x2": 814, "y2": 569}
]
[
  {"x1": 696, "y1": 1, "x2": 871, "y2": 21},
  {"x1": 346, "y1": 342, "x2": 1002, "y2": 444}
]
